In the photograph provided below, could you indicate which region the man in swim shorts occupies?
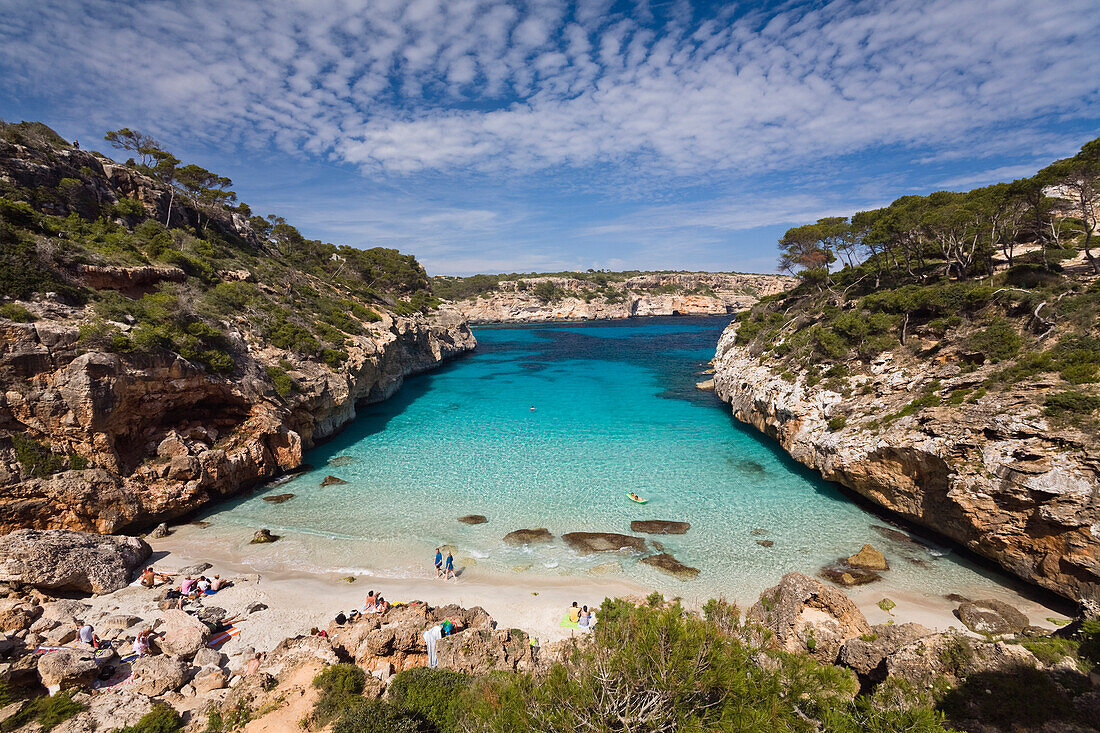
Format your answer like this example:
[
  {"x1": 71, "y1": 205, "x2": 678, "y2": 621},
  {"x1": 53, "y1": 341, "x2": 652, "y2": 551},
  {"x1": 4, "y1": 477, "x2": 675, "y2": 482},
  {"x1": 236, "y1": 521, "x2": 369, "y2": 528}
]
[{"x1": 434, "y1": 547, "x2": 443, "y2": 578}]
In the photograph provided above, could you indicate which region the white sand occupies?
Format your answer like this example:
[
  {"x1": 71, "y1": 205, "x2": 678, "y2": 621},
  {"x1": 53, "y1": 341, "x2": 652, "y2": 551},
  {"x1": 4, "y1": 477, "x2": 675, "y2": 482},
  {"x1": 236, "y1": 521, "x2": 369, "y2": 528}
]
[{"x1": 84, "y1": 530, "x2": 1068, "y2": 659}]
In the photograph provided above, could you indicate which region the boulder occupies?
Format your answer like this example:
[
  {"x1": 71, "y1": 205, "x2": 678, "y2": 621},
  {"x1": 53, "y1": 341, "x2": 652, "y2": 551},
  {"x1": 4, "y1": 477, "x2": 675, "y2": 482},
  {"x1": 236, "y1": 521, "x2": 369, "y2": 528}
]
[
  {"x1": 429, "y1": 604, "x2": 494, "y2": 630},
  {"x1": 40, "y1": 600, "x2": 90, "y2": 625},
  {"x1": 640, "y1": 553, "x2": 700, "y2": 580},
  {"x1": 436, "y1": 628, "x2": 536, "y2": 674},
  {"x1": 176, "y1": 562, "x2": 212, "y2": 576},
  {"x1": 193, "y1": 667, "x2": 228, "y2": 693},
  {"x1": 320, "y1": 475, "x2": 347, "y2": 487},
  {"x1": 748, "y1": 572, "x2": 871, "y2": 663},
  {"x1": 192, "y1": 647, "x2": 225, "y2": 669},
  {"x1": 0, "y1": 530, "x2": 151, "y2": 594},
  {"x1": 130, "y1": 654, "x2": 188, "y2": 697},
  {"x1": 250, "y1": 529, "x2": 278, "y2": 544},
  {"x1": 503, "y1": 528, "x2": 553, "y2": 545},
  {"x1": 629, "y1": 520, "x2": 691, "y2": 535},
  {"x1": 36, "y1": 648, "x2": 100, "y2": 690},
  {"x1": 561, "y1": 532, "x2": 646, "y2": 554},
  {"x1": 884, "y1": 632, "x2": 1039, "y2": 687},
  {"x1": 838, "y1": 622, "x2": 933, "y2": 681},
  {"x1": 101, "y1": 614, "x2": 142, "y2": 630},
  {"x1": 956, "y1": 599, "x2": 1029, "y2": 635},
  {"x1": 0, "y1": 599, "x2": 41, "y2": 632},
  {"x1": 148, "y1": 523, "x2": 171, "y2": 539},
  {"x1": 846, "y1": 544, "x2": 889, "y2": 571},
  {"x1": 756, "y1": 540, "x2": 774, "y2": 547},
  {"x1": 159, "y1": 609, "x2": 209, "y2": 657},
  {"x1": 458, "y1": 515, "x2": 488, "y2": 525},
  {"x1": 262, "y1": 493, "x2": 295, "y2": 504}
]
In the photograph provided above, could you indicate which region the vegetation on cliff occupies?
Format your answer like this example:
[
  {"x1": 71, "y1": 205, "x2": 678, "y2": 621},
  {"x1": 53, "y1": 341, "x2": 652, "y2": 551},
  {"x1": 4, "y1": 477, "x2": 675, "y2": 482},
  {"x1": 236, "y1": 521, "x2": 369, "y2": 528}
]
[
  {"x1": 432, "y1": 270, "x2": 740, "y2": 303},
  {"x1": 0, "y1": 119, "x2": 438, "y2": 375},
  {"x1": 736, "y1": 136, "x2": 1099, "y2": 429}
]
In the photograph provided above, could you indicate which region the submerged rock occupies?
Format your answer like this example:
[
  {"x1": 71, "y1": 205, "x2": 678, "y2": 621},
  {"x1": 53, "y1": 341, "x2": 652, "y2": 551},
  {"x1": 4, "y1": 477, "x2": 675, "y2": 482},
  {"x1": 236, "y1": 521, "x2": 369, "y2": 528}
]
[
  {"x1": 820, "y1": 564, "x2": 882, "y2": 587},
  {"x1": 250, "y1": 529, "x2": 278, "y2": 544},
  {"x1": 328, "y1": 456, "x2": 358, "y2": 467},
  {"x1": 588, "y1": 561, "x2": 622, "y2": 576},
  {"x1": 0, "y1": 529, "x2": 151, "y2": 595},
  {"x1": 641, "y1": 553, "x2": 700, "y2": 580},
  {"x1": 956, "y1": 599, "x2": 1029, "y2": 635},
  {"x1": 562, "y1": 532, "x2": 647, "y2": 554},
  {"x1": 503, "y1": 528, "x2": 553, "y2": 545},
  {"x1": 756, "y1": 540, "x2": 774, "y2": 547},
  {"x1": 262, "y1": 493, "x2": 295, "y2": 504},
  {"x1": 629, "y1": 520, "x2": 690, "y2": 535},
  {"x1": 458, "y1": 515, "x2": 489, "y2": 525},
  {"x1": 846, "y1": 544, "x2": 889, "y2": 571},
  {"x1": 320, "y1": 475, "x2": 347, "y2": 487},
  {"x1": 695, "y1": 379, "x2": 715, "y2": 391}
]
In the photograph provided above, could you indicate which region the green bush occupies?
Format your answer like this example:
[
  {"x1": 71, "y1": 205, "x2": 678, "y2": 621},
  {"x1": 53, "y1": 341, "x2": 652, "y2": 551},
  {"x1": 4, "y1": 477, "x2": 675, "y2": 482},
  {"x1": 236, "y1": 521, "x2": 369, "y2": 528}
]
[
  {"x1": 827, "y1": 415, "x2": 847, "y2": 431},
  {"x1": 332, "y1": 700, "x2": 428, "y2": 733},
  {"x1": 0, "y1": 303, "x2": 33, "y2": 322},
  {"x1": 0, "y1": 692, "x2": 83, "y2": 732},
  {"x1": 314, "y1": 663, "x2": 365, "y2": 696},
  {"x1": 967, "y1": 318, "x2": 1022, "y2": 362},
  {"x1": 388, "y1": 667, "x2": 470, "y2": 732},
  {"x1": 115, "y1": 705, "x2": 182, "y2": 733},
  {"x1": 1044, "y1": 390, "x2": 1100, "y2": 416},
  {"x1": 266, "y1": 366, "x2": 295, "y2": 399},
  {"x1": 10, "y1": 433, "x2": 68, "y2": 478}
]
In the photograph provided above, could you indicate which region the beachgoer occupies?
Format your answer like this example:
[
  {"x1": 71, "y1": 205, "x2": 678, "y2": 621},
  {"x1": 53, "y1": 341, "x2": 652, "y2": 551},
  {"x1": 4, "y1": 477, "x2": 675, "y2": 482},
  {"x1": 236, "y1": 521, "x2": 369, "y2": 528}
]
[
  {"x1": 197, "y1": 577, "x2": 211, "y2": 593},
  {"x1": 179, "y1": 576, "x2": 197, "y2": 595},
  {"x1": 78, "y1": 622, "x2": 101, "y2": 649},
  {"x1": 530, "y1": 406, "x2": 535, "y2": 411},
  {"x1": 72, "y1": 140, "x2": 79, "y2": 149},
  {"x1": 434, "y1": 548, "x2": 443, "y2": 578},
  {"x1": 376, "y1": 595, "x2": 390, "y2": 612},
  {"x1": 209, "y1": 574, "x2": 231, "y2": 591},
  {"x1": 444, "y1": 552, "x2": 456, "y2": 580},
  {"x1": 133, "y1": 629, "x2": 152, "y2": 657},
  {"x1": 246, "y1": 652, "x2": 263, "y2": 675},
  {"x1": 568, "y1": 602, "x2": 580, "y2": 624},
  {"x1": 578, "y1": 605, "x2": 591, "y2": 628},
  {"x1": 365, "y1": 590, "x2": 377, "y2": 611},
  {"x1": 140, "y1": 567, "x2": 171, "y2": 587},
  {"x1": 334, "y1": 611, "x2": 347, "y2": 625}
]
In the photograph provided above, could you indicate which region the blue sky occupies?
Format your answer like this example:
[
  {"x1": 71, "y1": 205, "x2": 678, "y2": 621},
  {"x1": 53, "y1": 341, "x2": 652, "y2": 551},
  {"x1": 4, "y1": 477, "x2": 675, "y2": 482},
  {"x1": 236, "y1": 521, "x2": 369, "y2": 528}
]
[{"x1": 1, "y1": 0, "x2": 1097, "y2": 275}]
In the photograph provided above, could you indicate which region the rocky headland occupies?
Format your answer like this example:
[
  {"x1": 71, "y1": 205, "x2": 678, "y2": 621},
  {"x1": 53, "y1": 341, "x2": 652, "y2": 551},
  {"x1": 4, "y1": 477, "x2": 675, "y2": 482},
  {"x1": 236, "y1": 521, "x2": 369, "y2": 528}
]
[
  {"x1": 437, "y1": 271, "x2": 796, "y2": 323},
  {"x1": 0, "y1": 124, "x2": 474, "y2": 533}
]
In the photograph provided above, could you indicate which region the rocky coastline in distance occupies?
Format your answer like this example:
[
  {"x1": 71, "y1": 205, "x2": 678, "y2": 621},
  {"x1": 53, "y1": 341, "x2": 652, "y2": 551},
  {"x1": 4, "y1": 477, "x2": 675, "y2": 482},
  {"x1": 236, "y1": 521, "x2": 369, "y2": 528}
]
[{"x1": 435, "y1": 271, "x2": 797, "y2": 323}]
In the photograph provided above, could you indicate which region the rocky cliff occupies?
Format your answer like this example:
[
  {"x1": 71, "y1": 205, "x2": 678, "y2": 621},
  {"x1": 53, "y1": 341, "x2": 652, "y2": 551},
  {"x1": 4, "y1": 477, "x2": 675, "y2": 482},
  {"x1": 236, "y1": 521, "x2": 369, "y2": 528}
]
[
  {"x1": 713, "y1": 322, "x2": 1100, "y2": 603},
  {"x1": 440, "y1": 272, "x2": 796, "y2": 323},
  {"x1": 0, "y1": 124, "x2": 475, "y2": 534}
]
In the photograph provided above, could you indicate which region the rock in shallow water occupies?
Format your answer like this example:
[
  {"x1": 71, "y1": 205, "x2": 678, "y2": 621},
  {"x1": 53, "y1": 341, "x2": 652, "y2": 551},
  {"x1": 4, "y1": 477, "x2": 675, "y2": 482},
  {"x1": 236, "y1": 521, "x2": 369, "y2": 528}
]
[
  {"x1": 458, "y1": 515, "x2": 489, "y2": 525},
  {"x1": 820, "y1": 564, "x2": 882, "y2": 587},
  {"x1": 503, "y1": 528, "x2": 552, "y2": 545},
  {"x1": 846, "y1": 544, "x2": 889, "y2": 571},
  {"x1": 561, "y1": 532, "x2": 646, "y2": 554},
  {"x1": 262, "y1": 493, "x2": 295, "y2": 504},
  {"x1": 629, "y1": 520, "x2": 690, "y2": 535},
  {"x1": 641, "y1": 553, "x2": 700, "y2": 580},
  {"x1": 320, "y1": 475, "x2": 347, "y2": 487},
  {"x1": 250, "y1": 529, "x2": 278, "y2": 544}
]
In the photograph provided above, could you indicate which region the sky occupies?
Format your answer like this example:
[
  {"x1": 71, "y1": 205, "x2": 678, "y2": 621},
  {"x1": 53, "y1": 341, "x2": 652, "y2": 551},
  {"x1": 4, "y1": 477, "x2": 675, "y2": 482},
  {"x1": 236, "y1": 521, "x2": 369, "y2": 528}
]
[{"x1": 1, "y1": 0, "x2": 1098, "y2": 276}]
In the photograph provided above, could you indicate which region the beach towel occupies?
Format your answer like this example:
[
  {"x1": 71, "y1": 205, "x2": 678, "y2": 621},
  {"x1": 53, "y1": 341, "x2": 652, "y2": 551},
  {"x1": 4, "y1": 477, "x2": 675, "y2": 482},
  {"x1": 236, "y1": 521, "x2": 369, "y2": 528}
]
[
  {"x1": 92, "y1": 670, "x2": 133, "y2": 690},
  {"x1": 560, "y1": 614, "x2": 580, "y2": 630},
  {"x1": 423, "y1": 625, "x2": 442, "y2": 668},
  {"x1": 207, "y1": 626, "x2": 241, "y2": 648}
]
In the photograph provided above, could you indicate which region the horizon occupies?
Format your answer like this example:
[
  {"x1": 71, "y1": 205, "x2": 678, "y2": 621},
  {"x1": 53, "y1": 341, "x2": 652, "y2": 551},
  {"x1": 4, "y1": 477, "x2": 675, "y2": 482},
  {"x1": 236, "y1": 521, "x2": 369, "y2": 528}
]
[{"x1": 1, "y1": 0, "x2": 1097, "y2": 276}]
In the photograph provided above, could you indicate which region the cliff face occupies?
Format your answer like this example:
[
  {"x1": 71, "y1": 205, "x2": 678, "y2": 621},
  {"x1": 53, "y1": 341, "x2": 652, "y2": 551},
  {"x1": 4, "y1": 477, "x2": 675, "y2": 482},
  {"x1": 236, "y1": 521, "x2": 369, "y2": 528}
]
[
  {"x1": 713, "y1": 323, "x2": 1100, "y2": 603},
  {"x1": 441, "y1": 272, "x2": 796, "y2": 323},
  {"x1": 0, "y1": 307, "x2": 473, "y2": 534}
]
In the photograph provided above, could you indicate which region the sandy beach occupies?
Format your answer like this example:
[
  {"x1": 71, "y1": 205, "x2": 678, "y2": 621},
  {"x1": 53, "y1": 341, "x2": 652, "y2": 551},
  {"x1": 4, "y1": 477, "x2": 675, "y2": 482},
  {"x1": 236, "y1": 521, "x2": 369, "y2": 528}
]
[{"x1": 76, "y1": 527, "x2": 1071, "y2": 661}]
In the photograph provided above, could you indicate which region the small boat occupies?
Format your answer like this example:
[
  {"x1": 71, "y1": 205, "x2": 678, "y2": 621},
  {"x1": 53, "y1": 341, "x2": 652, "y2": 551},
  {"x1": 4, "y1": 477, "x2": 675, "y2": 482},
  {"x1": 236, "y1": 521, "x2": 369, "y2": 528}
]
[{"x1": 628, "y1": 492, "x2": 648, "y2": 504}]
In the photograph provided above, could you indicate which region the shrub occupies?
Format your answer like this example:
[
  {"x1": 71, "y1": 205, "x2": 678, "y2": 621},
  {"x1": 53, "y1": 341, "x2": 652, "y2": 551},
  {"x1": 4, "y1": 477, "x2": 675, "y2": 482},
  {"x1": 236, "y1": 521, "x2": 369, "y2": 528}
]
[
  {"x1": 0, "y1": 303, "x2": 33, "y2": 322},
  {"x1": 827, "y1": 415, "x2": 847, "y2": 431},
  {"x1": 111, "y1": 197, "x2": 146, "y2": 218},
  {"x1": 967, "y1": 318, "x2": 1022, "y2": 362},
  {"x1": 265, "y1": 366, "x2": 295, "y2": 399},
  {"x1": 10, "y1": 433, "x2": 68, "y2": 478},
  {"x1": 332, "y1": 701, "x2": 428, "y2": 733},
  {"x1": 532, "y1": 280, "x2": 564, "y2": 304},
  {"x1": 115, "y1": 705, "x2": 182, "y2": 733},
  {"x1": 388, "y1": 667, "x2": 470, "y2": 732},
  {"x1": 1044, "y1": 390, "x2": 1100, "y2": 416},
  {"x1": 313, "y1": 663, "x2": 365, "y2": 696},
  {"x1": 0, "y1": 692, "x2": 84, "y2": 732}
]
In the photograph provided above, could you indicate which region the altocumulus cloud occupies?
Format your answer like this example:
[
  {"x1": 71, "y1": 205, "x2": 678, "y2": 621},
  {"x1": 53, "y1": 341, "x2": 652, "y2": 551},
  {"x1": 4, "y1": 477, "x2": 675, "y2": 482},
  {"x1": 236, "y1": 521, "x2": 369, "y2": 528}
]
[{"x1": 0, "y1": 0, "x2": 1097, "y2": 273}]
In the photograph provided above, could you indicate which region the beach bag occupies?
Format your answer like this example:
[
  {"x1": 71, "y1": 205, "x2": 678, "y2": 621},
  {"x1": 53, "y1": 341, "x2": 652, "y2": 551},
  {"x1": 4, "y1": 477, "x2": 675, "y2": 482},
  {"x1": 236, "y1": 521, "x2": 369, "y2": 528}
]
[{"x1": 441, "y1": 620, "x2": 454, "y2": 636}]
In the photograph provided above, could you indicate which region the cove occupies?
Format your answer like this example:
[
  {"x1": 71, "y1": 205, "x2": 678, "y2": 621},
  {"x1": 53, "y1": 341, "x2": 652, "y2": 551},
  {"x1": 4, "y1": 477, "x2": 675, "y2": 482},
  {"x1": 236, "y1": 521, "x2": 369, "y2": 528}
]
[{"x1": 196, "y1": 316, "x2": 1036, "y2": 605}]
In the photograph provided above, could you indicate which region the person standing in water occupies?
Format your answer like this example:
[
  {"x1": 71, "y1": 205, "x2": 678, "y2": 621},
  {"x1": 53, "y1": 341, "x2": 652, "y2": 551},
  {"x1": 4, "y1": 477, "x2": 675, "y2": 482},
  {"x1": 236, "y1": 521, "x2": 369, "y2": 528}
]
[
  {"x1": 434, "y1": 547, "x2": 443, "y2": 578},
  {"x1": 444, "y1": 551, "x2": 456, "y2": 581}
]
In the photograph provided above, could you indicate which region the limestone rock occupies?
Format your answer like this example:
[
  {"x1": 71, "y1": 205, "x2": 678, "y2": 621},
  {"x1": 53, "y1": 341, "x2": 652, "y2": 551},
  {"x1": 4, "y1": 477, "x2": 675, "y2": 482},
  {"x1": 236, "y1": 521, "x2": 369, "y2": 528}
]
[
  {"x1": 458, "y1": 515, "x2": 488, "y2": 525},
  {"x1": 148, "y1": 523, "x2": 170, "y2": 539},
  {"x1": 629, "y1": 520, "x2": 691, "y2": 535},
  {"x1": 561, "y1": 532, "x2": 646, "y2": 554},
  {"x1": 130, "y1": 654, "x2": 188, "y2": 697},
  {"x1": 176, "y1": 562, "x2": 213, "y2": 576},
  {"x1": 320, "y1": 475, "x2": 347, "y2": 487},
  {"x1": 956, "y1": 599, "x2": 1029, "y2": 635},
  {"x1": 503, "y1": 528, "x2": 553, "y2": 545},
  {"x1": 820, "y1": 564, "x2": 882, "y2": 587},
  {"x1": 640, "y1": 553, "x2": 700, "y2": 580},
  {"x1": 40, "y1": 599, "x2": 89, "y2": 625},
  {"x1": 36, "y1": 648, "x2": 100, "y2": 689},
  {"x1": 436, "y1": 628, "x2": 536, "y2": 674},
  {"x1": 159, "y1": 609, "x2": 209, "y2": 657},
  {"x1": 250, "y1": 529, "x2": 278, "y2": 544},
  {"x1": 838, "y1": 622, "x2": 933, "y2": 681},
  {"x1": 884, "y1": 632, "x2": 1039, "y2": 687},
  {"x1": 0, "y1": 530, "x2": 150, "y2": 594},
  {"x1": 193, "y1": 647, "x2": 225, "y2": 669},
  {"x1": 0, "y1": 599, "x2": 41, "y2": 631},
  {"x1": 748, "y1": 572, "x2": 871, "y2": 663},
  {"x1": 756, "y1": 540, "x2": 774, "y2": 547},
  {"x1": 261, "y1": 493, "x2": 295, "y2": 504},
  {"x1": 846, "y1": 544, "x2": 889, "y2": 571},
  {"x1": 193, "y1": 667, "x2": 228, "y2": 693}
]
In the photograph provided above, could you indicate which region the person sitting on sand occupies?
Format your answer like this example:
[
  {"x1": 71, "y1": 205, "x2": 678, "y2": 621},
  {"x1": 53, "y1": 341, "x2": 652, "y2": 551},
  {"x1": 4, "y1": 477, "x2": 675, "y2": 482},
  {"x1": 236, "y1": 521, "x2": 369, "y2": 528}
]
[
  {"x1": 364, "y1": 590, "x2": 378, "y2": 611},
  {"x1": 209, "y1": 575, "x2": 231, "y2": 591},
  {"x1": 444, "y1": 552, "x2": 456, "y2": 581},
  {"x1": 375, "y1": 595, "x2": 390, "y2": 613},
  {"x1": 140, "y1": 567, "x2": 172, "y2": 587},
  {"x1": 434, "y1": 548, "x2": 443, "y2": 578},
  {"x1": 569, "y1": 601, "x2": 581, "y2": 624},
  {"x1": 179, "y1": 576, "x2": 197, "y2": 595},
  {"x1": 77, "y1": 621, "x2": 102, "y2": 649},
  {"x1": 578, "y1": 605, "x2": 593, "y2": 629},
  {"x1": 197, "y1": 576, "x2": 211, "y2": 593}
]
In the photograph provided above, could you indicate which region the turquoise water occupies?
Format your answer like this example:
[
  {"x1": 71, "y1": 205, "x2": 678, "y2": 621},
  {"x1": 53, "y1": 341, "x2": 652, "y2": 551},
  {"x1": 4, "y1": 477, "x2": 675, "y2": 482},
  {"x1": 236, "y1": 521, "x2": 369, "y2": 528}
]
[{"x1": 197, "y1": 316, "x2": 1026, "y2": 604}]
